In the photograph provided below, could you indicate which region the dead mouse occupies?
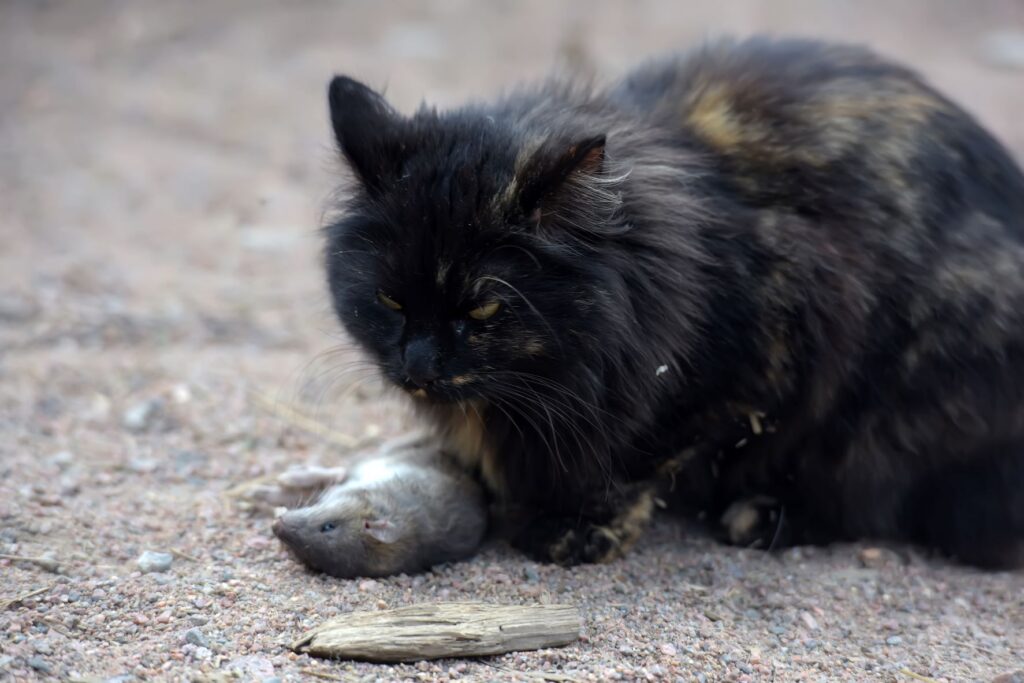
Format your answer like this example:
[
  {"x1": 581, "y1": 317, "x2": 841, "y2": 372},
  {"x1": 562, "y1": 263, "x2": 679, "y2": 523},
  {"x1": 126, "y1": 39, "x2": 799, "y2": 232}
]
[{"x1": 271, "y1": 440, "x2": 487, "y2": 578}]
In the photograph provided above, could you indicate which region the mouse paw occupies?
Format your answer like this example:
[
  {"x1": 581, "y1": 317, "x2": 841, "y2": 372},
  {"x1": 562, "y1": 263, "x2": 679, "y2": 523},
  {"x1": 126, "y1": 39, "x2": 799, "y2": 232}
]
[
  {"x1": 238, "y1": 465, "x2": 349, "y2": 509},
  {"x1": 275, "y1": 464, "x2": 349, "y2": 490}
]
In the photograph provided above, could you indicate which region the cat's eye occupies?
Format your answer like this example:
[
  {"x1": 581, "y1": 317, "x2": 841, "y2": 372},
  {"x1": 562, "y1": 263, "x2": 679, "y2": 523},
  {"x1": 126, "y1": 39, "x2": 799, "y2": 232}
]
[
  {"x1": 468, "y1": 301, "x2": 501, "y2": 320},
  {"x1": 320, "y1": 522, "x2": 336, "y2": 533},
  {"x1": 377, "y1": 291, "x2": 402, "y2": 311}
]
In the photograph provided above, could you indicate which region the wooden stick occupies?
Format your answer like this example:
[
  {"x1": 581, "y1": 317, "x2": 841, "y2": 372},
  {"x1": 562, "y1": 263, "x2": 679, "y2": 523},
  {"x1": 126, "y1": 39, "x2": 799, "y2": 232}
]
[{"x1": 292, "y1": 602, "x2": 581, "y2": 663}]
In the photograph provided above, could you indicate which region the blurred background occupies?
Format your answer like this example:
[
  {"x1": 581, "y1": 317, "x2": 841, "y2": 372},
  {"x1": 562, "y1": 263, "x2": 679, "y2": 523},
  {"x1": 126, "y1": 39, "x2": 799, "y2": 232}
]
[{"x1": 1, "y1": 3, "x2": 1024, "y2": 679}]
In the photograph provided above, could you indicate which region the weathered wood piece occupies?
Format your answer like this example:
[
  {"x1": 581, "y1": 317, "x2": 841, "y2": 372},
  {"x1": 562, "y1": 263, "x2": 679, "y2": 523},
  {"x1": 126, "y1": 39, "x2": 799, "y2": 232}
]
[{"x1": 291, "y1": 602, "x2": 582, "y2": 663}]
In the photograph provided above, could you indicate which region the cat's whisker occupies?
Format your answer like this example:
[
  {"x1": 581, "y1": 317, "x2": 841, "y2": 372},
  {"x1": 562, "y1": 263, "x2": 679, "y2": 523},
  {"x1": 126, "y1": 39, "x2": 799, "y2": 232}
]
[{"x1": 475, "y1": 275, "x2": 560, "y2": 348}]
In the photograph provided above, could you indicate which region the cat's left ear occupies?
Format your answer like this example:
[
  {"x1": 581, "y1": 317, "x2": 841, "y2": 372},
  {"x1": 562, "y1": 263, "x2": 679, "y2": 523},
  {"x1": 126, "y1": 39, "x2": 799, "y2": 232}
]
[
  {"x1": 516, "y1": 135, "x2": 606, "y2": 217},
  {"x1": 328, "y1": 75, "x2": 408, "y2": 193}
]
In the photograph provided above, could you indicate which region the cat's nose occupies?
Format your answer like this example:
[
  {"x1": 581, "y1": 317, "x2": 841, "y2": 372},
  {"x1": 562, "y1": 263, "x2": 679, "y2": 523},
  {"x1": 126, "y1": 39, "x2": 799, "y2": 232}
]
[{"x1": 403, "y1": 337, "x2": 441, "y2": 388}]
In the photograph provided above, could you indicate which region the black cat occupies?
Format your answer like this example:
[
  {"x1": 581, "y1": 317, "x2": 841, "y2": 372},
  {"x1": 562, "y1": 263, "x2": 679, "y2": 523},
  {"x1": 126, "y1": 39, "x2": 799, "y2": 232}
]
[{"x1": 323, "y1": 37, "x2": 1024, "y2": 568}]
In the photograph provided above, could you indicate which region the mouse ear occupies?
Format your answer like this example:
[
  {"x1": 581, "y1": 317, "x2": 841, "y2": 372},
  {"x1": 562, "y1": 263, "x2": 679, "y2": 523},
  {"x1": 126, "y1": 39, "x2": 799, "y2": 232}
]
[
  {"x1": 363, "y1": 518, "x2": 400, "y2": 544},
  {"x1": 328, "y1": 75, "x2": 409, "y2": 194}
]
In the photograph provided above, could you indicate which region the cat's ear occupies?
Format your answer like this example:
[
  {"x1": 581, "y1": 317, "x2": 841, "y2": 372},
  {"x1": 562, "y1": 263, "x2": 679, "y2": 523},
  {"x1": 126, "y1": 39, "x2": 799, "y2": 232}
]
[
  {"x1": 516, "y1": 135, "x2": 607, "y2": 217},
  {"x1": 362, "y1": 517, "x2": 400, "y2": 544},
  {"x1": 328, "y1": 75, "x2": 407, "y2": 192}
]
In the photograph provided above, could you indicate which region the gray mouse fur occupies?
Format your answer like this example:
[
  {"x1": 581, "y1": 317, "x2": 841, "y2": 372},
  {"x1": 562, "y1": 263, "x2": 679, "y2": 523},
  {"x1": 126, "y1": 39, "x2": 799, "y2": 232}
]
[{"x1": 271, "y1": 445, "x2": 487, "y2": 578}]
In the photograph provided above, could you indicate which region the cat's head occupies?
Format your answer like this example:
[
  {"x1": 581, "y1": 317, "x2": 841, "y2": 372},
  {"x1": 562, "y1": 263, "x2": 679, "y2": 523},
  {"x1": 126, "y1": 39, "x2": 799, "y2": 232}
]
[{"x1": 324, "y1": 76, "x2": 625, "y2": 404}]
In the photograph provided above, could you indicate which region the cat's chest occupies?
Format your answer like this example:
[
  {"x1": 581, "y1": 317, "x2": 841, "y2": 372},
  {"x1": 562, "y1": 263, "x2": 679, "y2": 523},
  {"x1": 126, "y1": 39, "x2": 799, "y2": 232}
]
[{"x1": 430, "y1": 403, "x2": 505, "y2": 496}]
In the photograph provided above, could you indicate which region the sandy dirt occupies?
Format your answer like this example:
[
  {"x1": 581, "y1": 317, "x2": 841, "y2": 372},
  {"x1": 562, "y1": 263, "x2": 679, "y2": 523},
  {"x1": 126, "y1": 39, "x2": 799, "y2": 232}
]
[{"x1": 2, "y1": 1, "x2": 1024, "y2": 681}]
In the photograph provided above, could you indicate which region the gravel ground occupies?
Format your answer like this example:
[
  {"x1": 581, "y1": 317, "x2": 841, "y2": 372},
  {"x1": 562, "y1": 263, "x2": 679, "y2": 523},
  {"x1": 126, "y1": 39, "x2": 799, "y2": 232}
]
[{"x1": 3, "y1": 2, "x2": 1024, "y2": 681}]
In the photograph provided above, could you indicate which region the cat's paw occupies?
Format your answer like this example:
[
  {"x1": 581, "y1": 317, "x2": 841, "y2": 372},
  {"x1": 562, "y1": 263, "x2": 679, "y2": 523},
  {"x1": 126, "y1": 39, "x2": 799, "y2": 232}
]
[
  {"x1": 513, "y1": 517, "x2": 622, "y2": 566},
  {"x1": 720, "y1": 496, "x2": 785, "y2": 549}
]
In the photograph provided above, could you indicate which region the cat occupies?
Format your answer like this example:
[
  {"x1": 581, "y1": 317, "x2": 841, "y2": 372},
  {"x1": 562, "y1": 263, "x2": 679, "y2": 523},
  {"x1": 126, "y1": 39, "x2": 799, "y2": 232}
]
[{"x1": 322, "y1": 36, "x2": 1024, "y2": 568}]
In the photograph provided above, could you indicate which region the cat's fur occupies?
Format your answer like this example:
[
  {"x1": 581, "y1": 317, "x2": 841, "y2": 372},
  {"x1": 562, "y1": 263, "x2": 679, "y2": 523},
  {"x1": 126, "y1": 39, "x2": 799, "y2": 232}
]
[{"x1": 324, "y1": 37, "x2": 1024, "y2": 568}]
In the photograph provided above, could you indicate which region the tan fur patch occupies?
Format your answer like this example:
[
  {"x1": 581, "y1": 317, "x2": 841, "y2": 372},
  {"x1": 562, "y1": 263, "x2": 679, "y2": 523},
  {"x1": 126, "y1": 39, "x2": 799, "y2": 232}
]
[
  {"x1": 441, "y1": 404, "x2": 505, "y2": 496},
  {"x1": 523, "y1": 338, "x2": 545, "y2": 356},
  {"x1": 686, "y1": 84, "x2": 744, "y2": 151},
  {"x1": 587, "y1": 489, "x2": 657, "y2": 563}
]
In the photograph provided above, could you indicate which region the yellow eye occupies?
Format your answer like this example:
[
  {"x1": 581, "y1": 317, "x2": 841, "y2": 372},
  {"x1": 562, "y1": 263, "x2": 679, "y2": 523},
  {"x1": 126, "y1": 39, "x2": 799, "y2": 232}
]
[
  {"x1": 377, "y1": 292, "x2": 402, "y2": 311},
  {"x1": 468, "y1": 301, "x2": 501, "y2": 320}
]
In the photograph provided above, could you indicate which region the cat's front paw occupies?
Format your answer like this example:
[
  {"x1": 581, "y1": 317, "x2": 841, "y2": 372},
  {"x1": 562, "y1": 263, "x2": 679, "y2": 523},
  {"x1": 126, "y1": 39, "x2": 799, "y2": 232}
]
[{"x1": 513, "y1": 517, "x2": 622, "y2": 566}]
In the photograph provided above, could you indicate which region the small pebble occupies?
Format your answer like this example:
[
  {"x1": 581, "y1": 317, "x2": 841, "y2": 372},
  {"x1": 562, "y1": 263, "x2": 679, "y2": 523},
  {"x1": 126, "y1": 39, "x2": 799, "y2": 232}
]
[
  {"x1": 886, "y1": 635, "x2": 903, "y2": 646},
  {"x1": 800, "y1": 611, "x2": 819, "y2": 631},
  {"x1": 136, "y1": 551, "x2": 173, "y2": 573},
  {"x1": 48, "y1": 450, "x2": 75, "y2": 470},
  {"x1": 27, "y1": 656, "x2": 52, "y2": 674},
  {"x1": 184, "y1": 627, "x2": 210, "y2": 648},
  {"x1": 122, "y1": 399, "x2": 163, "y2": 432}
]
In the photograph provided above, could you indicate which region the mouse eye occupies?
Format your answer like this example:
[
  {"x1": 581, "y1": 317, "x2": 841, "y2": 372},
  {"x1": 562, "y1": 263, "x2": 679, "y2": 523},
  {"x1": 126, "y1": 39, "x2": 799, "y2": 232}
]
[{"x1": 320, "y1": 522, "x2": 336, "y2": 533}]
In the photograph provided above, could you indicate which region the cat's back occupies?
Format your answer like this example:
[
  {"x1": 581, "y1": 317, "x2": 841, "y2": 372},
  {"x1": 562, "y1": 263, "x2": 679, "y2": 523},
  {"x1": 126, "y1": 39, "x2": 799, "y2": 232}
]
[{"x1": 610, "y1": 37, "x2": 1024, "y2": 233}]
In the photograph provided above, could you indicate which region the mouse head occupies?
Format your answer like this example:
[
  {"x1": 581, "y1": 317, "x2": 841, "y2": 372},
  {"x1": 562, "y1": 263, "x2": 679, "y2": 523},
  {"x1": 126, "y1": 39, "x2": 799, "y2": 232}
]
[{"x1": 272, "y1": 493, "x2": 404, "y2": 578}]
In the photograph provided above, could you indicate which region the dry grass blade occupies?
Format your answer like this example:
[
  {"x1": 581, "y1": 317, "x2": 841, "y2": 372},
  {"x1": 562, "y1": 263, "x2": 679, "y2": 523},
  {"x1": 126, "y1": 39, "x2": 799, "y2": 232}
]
[
  {"x1": 292, "y1": 602, "x2": 581, "y2": 663},
  {"x1": 248, "y1": 389, "x2": 364, "y2": 449},
  {"x1": 899, "y1": 669, "x2": 940, "y2": 683},
  {"x1": 0, "y1": 554, "x2": 60, "y2": 573},
  {"x1": 1, "y1": 585, "x2": 53, "y2": 610},
  {"x1": 298, "y1": 670, "x2": 345, "y2": 681},
  {"x1": 169, "y1": 548, "x2": 200, "y2": 562}
]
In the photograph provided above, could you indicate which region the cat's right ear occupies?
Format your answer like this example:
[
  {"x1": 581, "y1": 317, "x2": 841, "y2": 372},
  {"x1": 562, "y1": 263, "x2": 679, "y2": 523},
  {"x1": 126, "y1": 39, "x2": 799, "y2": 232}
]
[{"x1": 328, "y1": 76, "x2": 406, "y2": 193}]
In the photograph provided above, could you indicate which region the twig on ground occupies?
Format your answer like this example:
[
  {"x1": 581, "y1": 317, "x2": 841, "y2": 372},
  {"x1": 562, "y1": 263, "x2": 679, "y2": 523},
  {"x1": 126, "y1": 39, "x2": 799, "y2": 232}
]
[
  {"x1": 0, "y1": 554, "x2": 60, "y2": 573},
  {"x1": 169, "y1": 548, "x2": 200, "y2": 562},
  {"x1": 1, "y1": 585, "x2": 53, "y2": 610},
  {"x1": 900, "y1": 669, "x2": 939, "y2": 683},
  {"x1": 298, "y1": 670, "x2": 344, "y2": 681}
]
